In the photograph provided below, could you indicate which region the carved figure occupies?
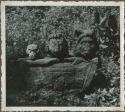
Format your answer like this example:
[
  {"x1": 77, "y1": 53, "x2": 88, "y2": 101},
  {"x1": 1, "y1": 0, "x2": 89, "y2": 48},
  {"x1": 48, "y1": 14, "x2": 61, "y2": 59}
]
[
  {"x1": 26, "y1": 44, "x2": 39, "y2": 60},
  {"x1": 73, "y1": 29, "x2": 99, "y2": 61},
  {"x1": 16, "y1": 30, "x2": 106, "y2": 96},
  {"x1": 47, "y1": 33, "x2": 69, "y2": 60}
]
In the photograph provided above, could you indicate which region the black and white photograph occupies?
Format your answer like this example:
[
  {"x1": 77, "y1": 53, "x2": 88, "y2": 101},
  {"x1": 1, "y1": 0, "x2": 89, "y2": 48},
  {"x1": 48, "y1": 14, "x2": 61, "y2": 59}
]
[{"x1": 1, "y1": 1, "x2": 124, "y2": 111}]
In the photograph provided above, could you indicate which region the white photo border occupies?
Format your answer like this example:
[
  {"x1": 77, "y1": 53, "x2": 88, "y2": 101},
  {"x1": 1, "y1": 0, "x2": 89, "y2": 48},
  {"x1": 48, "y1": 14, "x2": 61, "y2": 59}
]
[{"x1": 1, "y1": 1, "x2": 124, "y2": 111}]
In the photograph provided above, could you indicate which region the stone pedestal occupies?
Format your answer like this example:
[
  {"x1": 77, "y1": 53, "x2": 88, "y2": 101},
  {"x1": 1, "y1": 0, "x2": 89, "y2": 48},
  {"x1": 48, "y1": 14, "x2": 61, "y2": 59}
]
[{"x1": 19, "y1": 60, "x2": 98, "y2": 91}]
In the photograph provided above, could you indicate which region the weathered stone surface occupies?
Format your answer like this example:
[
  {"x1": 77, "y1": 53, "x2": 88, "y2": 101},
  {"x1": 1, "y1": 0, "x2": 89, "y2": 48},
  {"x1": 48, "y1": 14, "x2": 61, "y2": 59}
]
[{"x1": 19, "y1": 60, "x2": 98, "y2": 91}]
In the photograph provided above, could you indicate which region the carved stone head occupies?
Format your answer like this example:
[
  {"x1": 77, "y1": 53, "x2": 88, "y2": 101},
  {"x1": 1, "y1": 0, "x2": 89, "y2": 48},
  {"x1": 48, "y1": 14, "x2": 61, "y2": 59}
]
[
  {"x1": 26, "y1": 44, "x2": 39, "y2": 60},
  {"x1": 47, "y1": 33, "x2": 69, "y2": 60},
  {"x1": 74, "y1": 29, "x2": 99, "y2": 60}
]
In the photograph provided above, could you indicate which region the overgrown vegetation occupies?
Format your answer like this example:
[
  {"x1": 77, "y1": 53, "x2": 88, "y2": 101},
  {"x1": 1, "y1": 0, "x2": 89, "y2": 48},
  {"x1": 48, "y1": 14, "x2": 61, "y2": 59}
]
[{"x1": 6, "y1": 6, "x2": 120, "y2": 106}]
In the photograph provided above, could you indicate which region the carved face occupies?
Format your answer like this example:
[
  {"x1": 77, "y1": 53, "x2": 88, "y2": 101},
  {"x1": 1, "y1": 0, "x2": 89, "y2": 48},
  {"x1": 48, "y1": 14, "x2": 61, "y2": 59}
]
[
  {"x1": 75, "y1": 36, "x2": 98, "y2": 60},
  {"x1": 48, "y1": 37, "x2": 68, "y2": 59},
  {"x1": 48, "y1": 38, "x2": 63, "y2": 53},
  {"x1": 26, "y1": 44, "x2": 39, "y2": 60}
]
